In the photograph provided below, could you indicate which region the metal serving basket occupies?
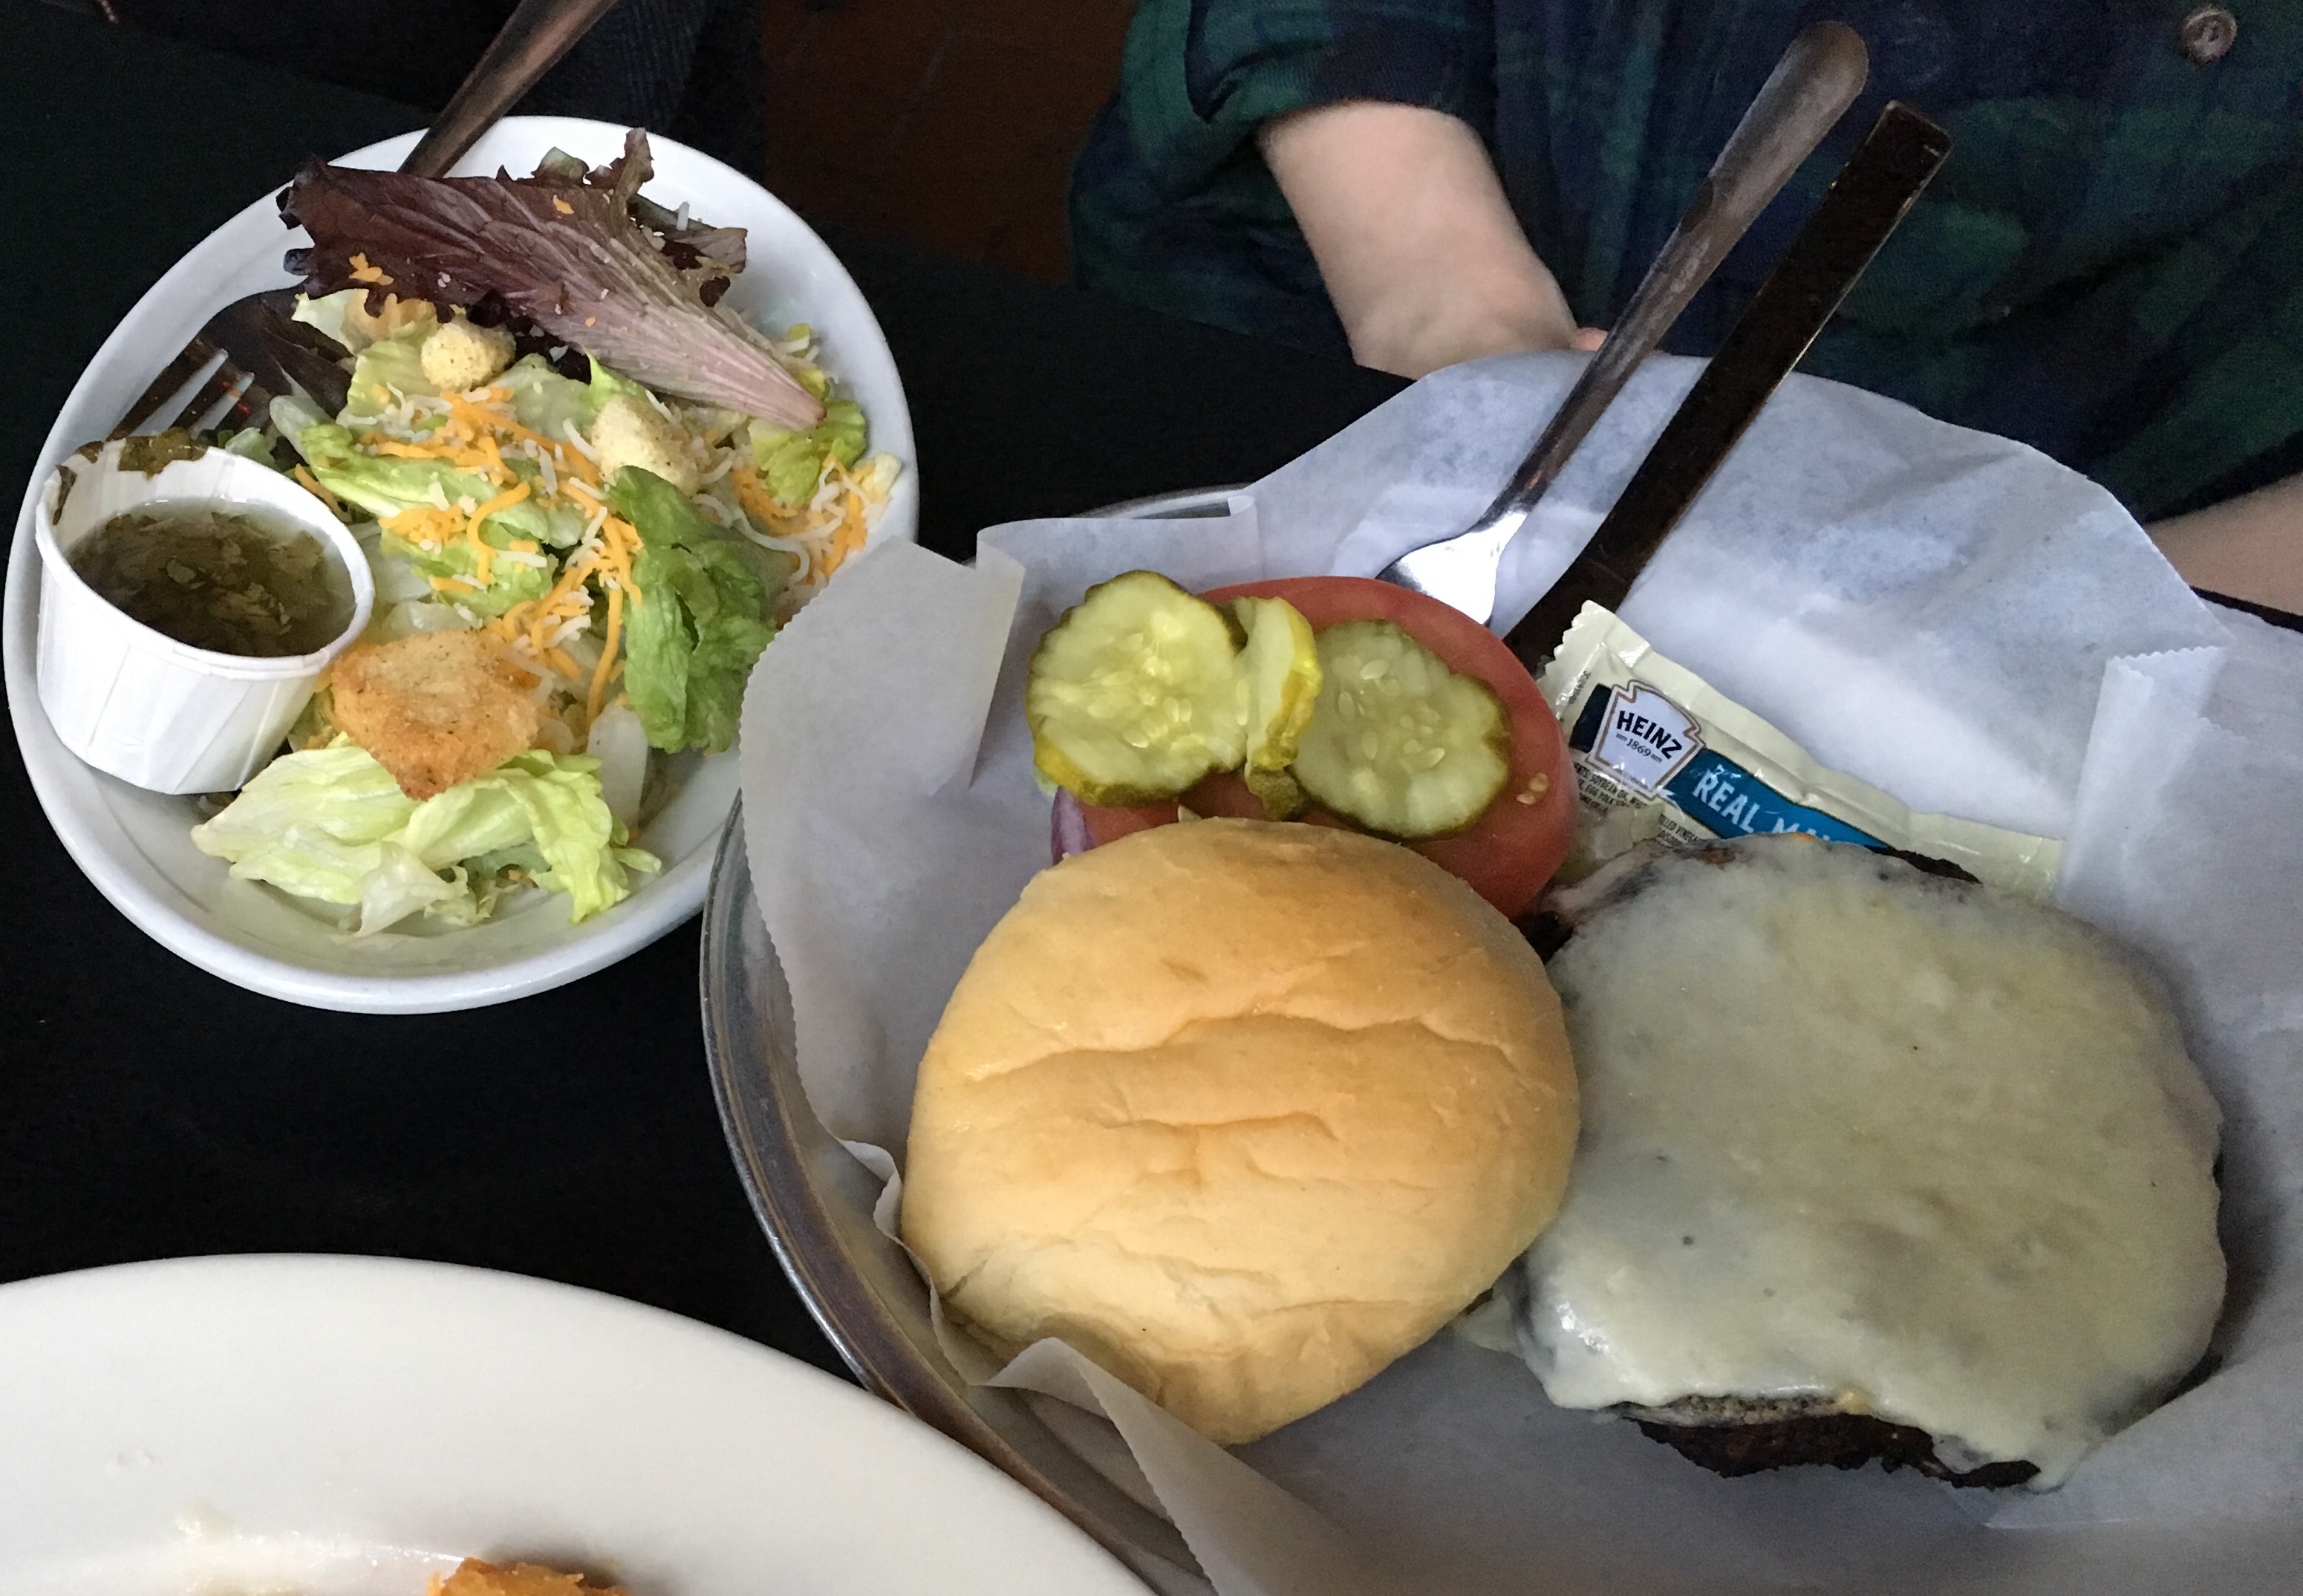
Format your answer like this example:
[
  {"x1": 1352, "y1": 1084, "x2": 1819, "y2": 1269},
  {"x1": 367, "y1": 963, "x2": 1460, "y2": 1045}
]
[{"x1": 698, "y1": 489, "x2": 1241, "y2": 1595}]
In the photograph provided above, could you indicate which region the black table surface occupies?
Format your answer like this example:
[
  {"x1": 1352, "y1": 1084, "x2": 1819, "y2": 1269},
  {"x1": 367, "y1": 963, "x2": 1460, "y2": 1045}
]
[{"x1": 0, "y1": 0, "x2": 1406, "y2": 1365}]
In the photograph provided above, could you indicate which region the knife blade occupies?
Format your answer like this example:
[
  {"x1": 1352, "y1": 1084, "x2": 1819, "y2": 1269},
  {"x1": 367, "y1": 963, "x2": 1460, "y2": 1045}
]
[{"x1": 1503, "y1": 101, "x2": 1952, "y2": 671}]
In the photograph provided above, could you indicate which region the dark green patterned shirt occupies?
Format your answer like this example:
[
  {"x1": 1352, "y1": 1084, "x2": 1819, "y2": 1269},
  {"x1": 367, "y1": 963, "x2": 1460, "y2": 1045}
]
[{"x1": 1071, "y1": 0, "x2": 2303, "y2": 518}]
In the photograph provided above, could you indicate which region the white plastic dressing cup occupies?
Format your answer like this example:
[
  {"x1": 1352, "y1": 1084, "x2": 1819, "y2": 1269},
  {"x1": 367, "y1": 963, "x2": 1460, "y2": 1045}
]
[{"x1": 34, "y1": 442, "x2": 374, "y2": 794}]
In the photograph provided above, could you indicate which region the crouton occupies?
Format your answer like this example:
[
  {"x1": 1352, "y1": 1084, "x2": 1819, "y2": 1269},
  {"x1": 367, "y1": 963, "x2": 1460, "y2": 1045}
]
[
  {"x1": 429, "y1": 1560, "x2": 628, "y2": 1596},
  {"x1": 589, "y1": 393, "x2": 700, "y2": 492},
  {"x1": 420, "y1": 314, "x2": 517, "y2": 391},
  {"x1": 329, "y1": 630, "x2": 540, "y2": 799}
]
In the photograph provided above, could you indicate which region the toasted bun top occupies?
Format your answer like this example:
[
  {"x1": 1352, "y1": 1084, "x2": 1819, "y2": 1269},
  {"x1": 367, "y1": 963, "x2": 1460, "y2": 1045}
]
[{"x1": 900, "y1": 818, "x2": 1577, "y2": 1443}]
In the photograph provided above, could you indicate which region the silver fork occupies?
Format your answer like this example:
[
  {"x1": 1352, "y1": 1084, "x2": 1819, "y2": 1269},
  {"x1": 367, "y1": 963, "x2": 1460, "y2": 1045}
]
[
  {"x1": 112, "y1": 0, "x2": 625, "y2": 440},
  {"x1": 1377, "y1": 21, "x2": 1870, "y2": 624}
]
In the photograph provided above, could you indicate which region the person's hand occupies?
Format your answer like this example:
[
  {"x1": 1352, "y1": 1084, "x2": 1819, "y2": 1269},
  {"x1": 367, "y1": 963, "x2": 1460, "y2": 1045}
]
[
  {"x1": 1261, "y1": 102, "x2": 1600, "y2": 378},
  {"x1": 2148, "y1": 473, "x2": 2303, "y2": 615}
]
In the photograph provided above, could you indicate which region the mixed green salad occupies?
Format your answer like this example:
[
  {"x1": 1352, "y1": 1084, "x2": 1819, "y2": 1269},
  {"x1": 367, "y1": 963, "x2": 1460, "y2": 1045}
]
[{"x1": 177, "y1": 134, "x2": 899, "y2": 935}]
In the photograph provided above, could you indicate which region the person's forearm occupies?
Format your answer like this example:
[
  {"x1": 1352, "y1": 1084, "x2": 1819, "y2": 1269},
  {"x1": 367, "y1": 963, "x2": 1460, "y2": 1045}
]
[
  {"x1": 2149, "y1": 473, "x2": 2303, "y2": 615},
  {"x1": 1260, "y1": 102, "x2": 1591, "y2": 378}
]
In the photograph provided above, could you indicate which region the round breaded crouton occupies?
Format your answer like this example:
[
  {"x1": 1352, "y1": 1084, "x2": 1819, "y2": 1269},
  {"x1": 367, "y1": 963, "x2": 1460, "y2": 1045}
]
[{"x1": 330, "y1": 629, "x2": 540, "y2": 799}]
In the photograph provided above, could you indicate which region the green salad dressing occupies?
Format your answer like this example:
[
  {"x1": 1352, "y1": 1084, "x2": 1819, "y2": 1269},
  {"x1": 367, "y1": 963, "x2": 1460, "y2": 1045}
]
[{"x1": 70, "y1": 505, "x2": 354, "y2": 658}]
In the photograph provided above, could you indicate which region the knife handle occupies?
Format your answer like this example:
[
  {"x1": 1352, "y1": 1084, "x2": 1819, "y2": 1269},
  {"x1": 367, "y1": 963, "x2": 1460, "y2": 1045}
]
[
  {"x1": 1476, "y1": 22, "x2": 1871, "y2": 527},
  {"x1": 1505, "y1": 102, "x2": 1952, "y2": 670},
  {"x1": 403, "y1": 0, "x2": 625, "y2": 177}
]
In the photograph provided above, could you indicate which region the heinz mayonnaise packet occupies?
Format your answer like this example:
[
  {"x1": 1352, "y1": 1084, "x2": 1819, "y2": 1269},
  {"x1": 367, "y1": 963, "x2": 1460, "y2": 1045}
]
[{"x1": 1537, "y1": 604, "x2": 2061, "y2": 898}]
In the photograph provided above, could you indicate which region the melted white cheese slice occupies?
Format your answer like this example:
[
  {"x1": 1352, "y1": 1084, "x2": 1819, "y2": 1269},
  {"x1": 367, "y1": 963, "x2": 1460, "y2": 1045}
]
[{"x1": 1517, "y1": 839, "x2": 2224, "y2": 1487}]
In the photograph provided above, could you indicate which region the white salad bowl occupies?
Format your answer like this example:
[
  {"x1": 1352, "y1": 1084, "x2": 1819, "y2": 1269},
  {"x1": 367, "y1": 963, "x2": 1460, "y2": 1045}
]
[
  {"x1": 36, "y1": 442, "x2": 374, "y2": 795},
  {"x1": 2, "y1": 117, "x2": 917, "y2": 1013}
]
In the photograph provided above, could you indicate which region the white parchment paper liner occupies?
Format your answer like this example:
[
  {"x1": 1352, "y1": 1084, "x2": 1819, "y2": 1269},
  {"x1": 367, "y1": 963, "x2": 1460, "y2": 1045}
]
[{"x1": 738, "y1": 354, "x2": 2303, "y2": 1594}]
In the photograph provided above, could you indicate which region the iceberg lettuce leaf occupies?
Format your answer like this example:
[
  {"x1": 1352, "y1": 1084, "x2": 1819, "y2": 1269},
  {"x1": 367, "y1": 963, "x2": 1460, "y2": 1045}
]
[
  {"x1": 341, "y1": 324, "x2": 437, "y2": 424},
  {"x1": 191, "y1": 743, "x2": 648, "y2": 932}
]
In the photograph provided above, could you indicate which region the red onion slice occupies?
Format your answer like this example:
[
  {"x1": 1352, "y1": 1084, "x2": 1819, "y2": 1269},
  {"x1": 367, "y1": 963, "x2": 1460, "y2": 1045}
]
[{"x1": 1050, "y1": 789, "x2": 1095, "y2": 864}]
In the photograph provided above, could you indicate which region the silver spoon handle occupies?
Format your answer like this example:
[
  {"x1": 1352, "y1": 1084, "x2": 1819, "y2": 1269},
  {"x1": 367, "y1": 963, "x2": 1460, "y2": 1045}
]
[
  {"x1": 1476, "y1": 21, "x2": 1868, "y2": 529},
  {"x1": 402, "y1": 0, "x2": 628, "y2": 177}
]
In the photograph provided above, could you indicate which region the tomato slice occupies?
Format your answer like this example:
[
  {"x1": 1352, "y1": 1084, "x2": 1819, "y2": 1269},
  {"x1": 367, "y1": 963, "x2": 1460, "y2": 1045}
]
[{"x1": 1078, "y1": 576, "x2": 1575, "y2": 916}]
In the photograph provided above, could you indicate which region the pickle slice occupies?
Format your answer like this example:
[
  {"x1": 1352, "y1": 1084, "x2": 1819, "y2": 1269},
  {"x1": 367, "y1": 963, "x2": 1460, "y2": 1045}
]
[
  {"x1": 1232, "y1": 593, "x2": 1321, "y2": 775},
  {"x1": 1027, "y1": 570, "x2": 1248, "y2": 805},
  {"x1": 1244, "y1": 763, "x2": 1310, "y2": 821},
  {"x1": 1291, "y1": 619, "x2": 1511, "y2": 838}
]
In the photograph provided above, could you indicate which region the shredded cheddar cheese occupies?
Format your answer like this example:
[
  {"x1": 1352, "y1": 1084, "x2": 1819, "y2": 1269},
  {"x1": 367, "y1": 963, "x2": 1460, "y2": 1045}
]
[
  {"x1": 463, "y1": 481, "x2": 532, "y2": 585},
  {"x1": 291, "y1": 465, "x2": 346, "y2": 518},
  {"x1": 588, "y1": 580, "x2": 625, "y2": 725},
  {"x1": 726, "y1": 465, "x2": 786, "y2": 530},
  {"x1": 382, "y1": 505, "x2": 463, "y2": 550}
]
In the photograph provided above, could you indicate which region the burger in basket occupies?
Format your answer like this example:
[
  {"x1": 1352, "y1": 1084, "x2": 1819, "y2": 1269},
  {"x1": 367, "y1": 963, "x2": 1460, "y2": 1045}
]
[{"x1": 899, "y1": 570, "x2": 2225, "y2": 1488}]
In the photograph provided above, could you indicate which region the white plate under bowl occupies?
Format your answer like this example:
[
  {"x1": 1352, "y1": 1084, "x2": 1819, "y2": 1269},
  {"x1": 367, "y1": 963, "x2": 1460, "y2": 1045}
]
[
  {"x1": 3, "y1": 117, "x2": 918, "y2": 1013},
  {"x1": 0, "y1": 1254, "x2": 1142, "y2": 1595}
]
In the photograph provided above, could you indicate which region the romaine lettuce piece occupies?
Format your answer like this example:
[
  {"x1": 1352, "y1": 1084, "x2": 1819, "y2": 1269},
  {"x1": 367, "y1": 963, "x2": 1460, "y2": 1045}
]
[
  {"x1": 493, "y1": 355, "x2": 597, "y2": 442},
  {"x1": 746, "y1": 398, "x2": 867, "y2": 508},
  {"x1": 293, "y1": 288, "x2": 377, "y2": 354},
  {"x1": 587, "y1": 355, "x2": 651, "y2": 408},
  {"x1": 216, "y1": 428, "x2": 279, "y2": 466},
  {"x1": 385, "y1": 534, "x2": 556, "y2": 618},
  {"x1": 287, "y1": 423, "x2": 563, "y2": 616},
  {"x1": 341, "y1": 323, "x2": 438, "y2": 424},
  {"x1": 775, "y1": 328, "x2": 832, "y2": 401},
  {"x1": 270, "y1": 392, "x2": 333, "y2": 442},
  {"x1": 291, "y1": 287, "x2": 437, "y2": 356},
  {"x1": 490, "y1": 353, "x2": 654, "y2": 439},
  {"x1": 607, "y1": 468, "x2": 778, "y2": 753}
]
